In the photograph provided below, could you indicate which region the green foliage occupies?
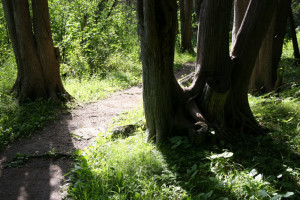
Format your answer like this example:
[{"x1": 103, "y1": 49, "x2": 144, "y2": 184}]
[
  {"x1": 68, "y1": 105, "x2": 299, "y2": 199},
  {"x1": 0, "y1": 96, "x2": 63, "y2": 150},
  {"x1": 174, "y1": 49, "x2": 196, "y2": 71},
  {"x1": 0, "y1": 2, "x2": 12, "y2": 67},
  {"x1": 68, "y1": 108, "x2": 189, "y2": 200},
  {"x1": 292, "y1": 0, "x2": 300, "y2": 29},
  {"x1": 49, "y1": 0, "x2": 139, "y2": 78},
  {"x1": 250, "y1": 95, "x2": 300, "y2": 151},
  {"x1": 0, "y1": 55, "x2": 16, "y2": 93},
  {"x1": 63, "y1": 54, "x2": 142, "y2": 103},
  {"x1": 67, "y1": 36, "x2": 299, "y2": 199}
]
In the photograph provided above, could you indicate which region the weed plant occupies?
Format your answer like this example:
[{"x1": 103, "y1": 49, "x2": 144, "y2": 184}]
[
  {"x1": 174, "y1": 50, "x2": 196, "y2": 71},
  {"x1": 63, "y1": 53, "x2": 142, "y2": 103},
  {"x1": 68, "y1": 102, "x2": 299, "y2": 199},
  {"x1": 0, "y1": 50, "x2": 64, "y2": 150},
  {"x1": 68, "y1": 38, "x2": 299, "y2": 199},
  {"x1": 0, "y1": 52, "x2": 142, "y2": 151}
]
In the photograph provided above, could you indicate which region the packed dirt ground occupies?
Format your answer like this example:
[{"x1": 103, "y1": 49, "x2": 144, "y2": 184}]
[{"x1": 0, "y1": 64, "x2": 193, "y2": 200}]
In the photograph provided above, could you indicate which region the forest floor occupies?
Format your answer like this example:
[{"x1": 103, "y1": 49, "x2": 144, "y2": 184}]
[{"x1": 0, "y1": 64, "x2": 194, "y2": 200}]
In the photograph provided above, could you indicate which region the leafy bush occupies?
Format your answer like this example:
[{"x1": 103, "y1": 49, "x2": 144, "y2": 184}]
[
  {"x1": 0, "y1": 96, "x2": 61, "y2": 150},
  {"x1": 49, "y1": 0, "x2": 139, "y2": 78}
]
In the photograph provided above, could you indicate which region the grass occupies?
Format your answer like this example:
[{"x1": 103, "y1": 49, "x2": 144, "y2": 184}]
[
  {"x1": 64, "y1": 52, "x2": 142, "y2": 103},
  {"x1": 0, "y1": 44, "x2": 191, "y2": 151},
  {"x1": 0, "y1": 49, "x2": 143, "y2": 151},
  {"x1": 67, "y1": 102, "x2": 299, "y2": 199},
  {"x1": 0, "y1": 53, "x2": 62, "y2": 150},
  {"x1": 67, "y1": 37, "x2": 299, "y2": 199},
  {"x1": 174, "y1": 49, "x2": 196, "y2": 71},
  {"x1": 0, "y1": 30, "x2": 299, "y2": 198}
]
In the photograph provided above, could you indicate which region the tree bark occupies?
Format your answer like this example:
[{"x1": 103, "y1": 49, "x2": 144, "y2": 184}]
[
  {"x1": 271, "y1": 0, "x2": 290, "y2": 91},
  {"x1": 249, "y1": 15, "x2": 276, "y2": 94},
  {"x1": 137, "y1": 0, "x2": 185, "y2": 143},
  {"x1": 230, "y1": 0, "x2": 277, "y2": 126},
  {"x1": 2, "y1": 0, "x2": 70, "y2": 103},
  {"x1": 192, "y1": 0, "x2": 278, "y2": 139},
  {"x1": 231, "y1": 0, "x2": 250, "y2": 45},
  {"x1": 249, "y1": 0, "x2": 290, "y2": 94},
  {"x1": 179, "y1": 0, "x2": 195, "y2": 53},
  {"x1": 232, "y1": 0, "x2": 289, "y2": 94},
  {"x1": 187, "y1": 0, "x2": 234, "y2": 141}
]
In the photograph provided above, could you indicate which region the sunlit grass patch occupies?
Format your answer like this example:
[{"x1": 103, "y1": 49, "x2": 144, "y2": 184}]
[
  {"x1": 0, "y1": 54, "x2": 62, "y2": 150},
  {"x1": 68, "y1": 105, "x2": 299, "y2": 199},
  {"x1": 174, "y1": 49, "x2": 196, "y2": 71},
  {"x1": 64, "y1": 52, "x2": 142, "y2": 103},
  {"x1": 68, "y1": 108, "x2": 188, "y2": 199},
  {"x1": 0, "y1": 97, "x2": 61, "y2": 150},
  {"x1": 0, "y1": 53, "x2": 16, "y2": 94},
  {"x1": 250, "y1": 96, "x2": 300, "y2": 151},
  {"x1": 68, "y1": 132, "x2": 189, "y2": 200}
]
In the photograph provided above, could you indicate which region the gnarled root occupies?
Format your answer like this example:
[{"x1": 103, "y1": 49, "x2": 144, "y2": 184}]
[{"x1": 189, "y1": 121, "x2": 208, "y2": 145}]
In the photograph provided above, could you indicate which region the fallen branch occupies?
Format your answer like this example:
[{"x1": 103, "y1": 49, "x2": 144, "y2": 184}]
[{"x1": 178, "y1": 72, "x2": 195, "y2": 86}]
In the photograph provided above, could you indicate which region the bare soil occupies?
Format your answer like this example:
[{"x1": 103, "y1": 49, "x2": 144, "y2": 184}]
[{"x1": 0, "y1": 64, "x2": 194, "y2": 200}]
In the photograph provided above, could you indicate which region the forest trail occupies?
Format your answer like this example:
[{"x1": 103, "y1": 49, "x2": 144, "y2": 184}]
[{"x1": 0, "y1": 64, "x2": 194, "y2": 200}]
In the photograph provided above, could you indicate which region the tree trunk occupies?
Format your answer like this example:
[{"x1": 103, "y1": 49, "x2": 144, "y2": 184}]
[
  {"x1": 249, "y1": 0, "x2": 290, "y2": 94},
  {"x1": 231, "y1": 0, "x2": 250, "y2": 45},
  {"x1": 187, "y1": 0, "x2": 233, "y2": 142},
  {"x1": 228, "y1": 0, "x2": 277, "y2": 132},
  {"x1": 2, "y1": 0, "x2": 70, "y2": 103},
  {"x1": 272, "y1": 0, "x2": 291, "y2": 90},
  {"x1": 179, "y1": 0, "x2": 195, "y2": 53},
  {"x1": 137, "y1": 0, "x2": 185, "y2": 143},
  {"x1": 191, "y1": 0, "x2": 278, "y2": 140},
  {"x1": 289, "y1": 3, "x2": 300, "y2": 63},
  {"x1": 249, "y1": 15, "x2": 276, "y2": 94},
  {"x1": 232, "y1": 0, "x2": 289, "y2": 94},
  {"x1": 138, "y1": 0, "x2": 278, "y2": 144}
]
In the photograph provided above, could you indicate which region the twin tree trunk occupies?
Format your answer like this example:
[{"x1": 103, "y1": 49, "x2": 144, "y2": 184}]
[
  {"x1": 2, "y1": 0, "x2": 69, "y2": 103},
  {"x1": 233, "y1": 0, "x2": 291, "y2": 94},
  {"x1": 138, "y1": 0, "x2": 277, "y2": 144}
]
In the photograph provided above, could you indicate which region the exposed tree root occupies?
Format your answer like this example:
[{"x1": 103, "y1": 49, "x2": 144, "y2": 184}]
[{"x1": 185, "y1": 90, "x2": 266, "y2": 145}]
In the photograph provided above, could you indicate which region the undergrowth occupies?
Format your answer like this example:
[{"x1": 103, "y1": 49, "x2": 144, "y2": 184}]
[
  {"x1": 63, "y1": 53, "x2": 142, "y2": 103},
  {"x1": 0, "y1": 54, "x2": 63, "y2": 150},
  {"x1": 0, "y1": 42, "x2": 193, "y2": 151},
  {"x1": 68, "y1": 98, "x2": 299, "y2": 199},
  {"x1": 67, "y1": 38, "x2": 299, "y2": 199}
]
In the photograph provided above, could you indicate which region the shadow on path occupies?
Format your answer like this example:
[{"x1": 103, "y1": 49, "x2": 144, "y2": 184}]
[
  {"x1": 0, "y1": 86, "x2": 142, "y2": 200},
  {"x1": 0, "y1": 113, "x2": 75, "y2": 200}
]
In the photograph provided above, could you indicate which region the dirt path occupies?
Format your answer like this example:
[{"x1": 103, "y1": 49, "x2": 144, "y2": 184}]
[{"x1": 0, "y1": 64, "x2": 194, "y2": 200}]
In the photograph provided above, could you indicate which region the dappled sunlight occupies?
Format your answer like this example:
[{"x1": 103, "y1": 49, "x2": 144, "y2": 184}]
[
  {"x1": 69, "y1": 132, "x2": 190, "y2": 199},
  {"x1": 0, "y1": 0, "x2": 299, "y2": 198},
  {"x1": 160, "y1": 135, "x2": 299, "y2": 199},
  {"x1": 67, "y1": 107, "x2": 300, "y2": 199}
]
